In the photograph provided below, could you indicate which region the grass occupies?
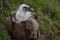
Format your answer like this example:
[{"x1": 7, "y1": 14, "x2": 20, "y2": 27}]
[{"x1": 0, "y1": 0, "x2": 60, "y2": 40}]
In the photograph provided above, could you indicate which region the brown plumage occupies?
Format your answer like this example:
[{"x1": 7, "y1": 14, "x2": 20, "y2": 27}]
[
  {"x1": 5, "y1": 4, "x2": 40, "y2": 40},
  {"x1": 5, "y1": 12, "x2": 40, "y2": 40}
]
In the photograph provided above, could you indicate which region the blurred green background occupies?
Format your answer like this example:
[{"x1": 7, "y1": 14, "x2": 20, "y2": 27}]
[{"x1": 0, "y1": 0, "x2": 60, "y2": 40}]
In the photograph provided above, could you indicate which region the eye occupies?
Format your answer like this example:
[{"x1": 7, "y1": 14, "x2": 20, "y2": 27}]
[
  {"x1": 23, "y1": 7, "x2": 28, "y2": 11},
  {"x1": 23, "y1": 7, "x2": 28, "y2": 9}
]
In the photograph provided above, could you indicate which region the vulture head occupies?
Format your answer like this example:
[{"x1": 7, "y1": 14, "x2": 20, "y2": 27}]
[
  {"x1": 19, "y1": 4, "x2": 34, "y2": 12},
  {"x1": 12, "y1": 4, "x2": 34, "y2": 23}
]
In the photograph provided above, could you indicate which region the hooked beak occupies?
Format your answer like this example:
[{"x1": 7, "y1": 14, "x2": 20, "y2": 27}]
[{"x1": 28, "y1": 7, "x2": 34, "y2": 12}]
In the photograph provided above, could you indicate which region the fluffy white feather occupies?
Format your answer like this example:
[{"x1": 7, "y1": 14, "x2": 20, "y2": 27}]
[{"x1": 12, "y1": 4, "x2": 32, "y2": 23}]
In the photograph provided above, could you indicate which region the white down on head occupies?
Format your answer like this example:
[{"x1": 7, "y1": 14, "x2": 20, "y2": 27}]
[{"x1": 12, "y1": 4, "x2": 32, "y2": 23}]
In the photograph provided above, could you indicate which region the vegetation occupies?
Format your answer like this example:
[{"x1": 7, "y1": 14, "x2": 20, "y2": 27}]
[{"x1": 0, "y1": 0, "x2": 60, "y2": 40}]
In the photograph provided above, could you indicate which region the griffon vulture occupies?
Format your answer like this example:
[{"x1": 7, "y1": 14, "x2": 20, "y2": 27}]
[{"x1": 5, "y1": 4, "x2": 40, "y2": 40}]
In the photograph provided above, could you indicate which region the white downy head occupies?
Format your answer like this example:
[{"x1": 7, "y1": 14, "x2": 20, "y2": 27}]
[{"x1": 13, "y1": 4, "x2": 34, "y2": 23}]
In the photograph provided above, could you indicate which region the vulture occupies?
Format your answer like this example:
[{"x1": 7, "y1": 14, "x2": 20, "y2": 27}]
[{"x1": 5, "y1": 4, "x2": 40, "y2": 40}]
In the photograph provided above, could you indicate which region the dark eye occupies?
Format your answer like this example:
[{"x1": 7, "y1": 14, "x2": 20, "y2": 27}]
[
  {"x1": 23, "y1": 7, "x2": 28, "y2": 11},
  {"x1": 23, "y1": 7, "x2": 31, "y2": 11},
  {"x1": 24, "y1": 7, "x2": 28, "y2": 9}
]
